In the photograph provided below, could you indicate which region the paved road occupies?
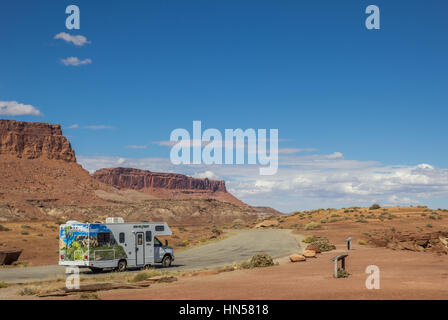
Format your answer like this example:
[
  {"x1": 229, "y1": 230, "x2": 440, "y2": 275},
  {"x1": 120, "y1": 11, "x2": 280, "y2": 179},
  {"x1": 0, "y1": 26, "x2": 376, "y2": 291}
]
[{"x1": 0, "y1": 229, "x2": 304, "y2": 284}]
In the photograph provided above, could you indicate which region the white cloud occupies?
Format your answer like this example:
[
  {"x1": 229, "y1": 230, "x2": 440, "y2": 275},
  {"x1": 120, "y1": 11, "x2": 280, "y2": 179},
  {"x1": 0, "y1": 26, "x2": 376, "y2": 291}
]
[
  {"x1": 84, "y1": 125, "x2": 114, "y2": 130},
  {"x1": 126, "y1": 145, "x2": 148, "y2": 149},
  {"x1": 194, "y1": 171, "x2": 220, "y2": 180},
  {"x1": 0, "y1": 101, "x2": 41, "y2": 116},
  {"x1": 54, "y1": 32, "x2": 91, "y2": 46},
  {"x1": 61, "y1": 57, "x2": 92, "y2": 66},
  {"x1": 67, "y1": 124, "x2": 79, "y2": 129}
]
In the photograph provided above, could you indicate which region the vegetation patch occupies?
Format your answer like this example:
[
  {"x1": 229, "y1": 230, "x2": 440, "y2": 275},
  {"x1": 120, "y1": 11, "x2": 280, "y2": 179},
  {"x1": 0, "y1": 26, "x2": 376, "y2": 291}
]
[
  {"x1": 240, "y1": 254, "x2": 274, "y2": 269},
  {"x1": 305, "y1": 222, "x2": 320, "y2": 230},
  {"x1": 0, "y1": 224, "x2": 10, "y2": 232},
  {"x1": 302, "y1": 236, "x2": 335, "y2": 252},
  {"x1": 337, "y1": 268, "x2": 350, "y2": 278}
]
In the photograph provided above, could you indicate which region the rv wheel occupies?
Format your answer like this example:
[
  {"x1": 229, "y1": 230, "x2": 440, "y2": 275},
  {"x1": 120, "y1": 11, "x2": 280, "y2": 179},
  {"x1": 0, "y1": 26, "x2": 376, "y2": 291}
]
[
  {"x1": 162, "y1": 255, "x2": 172, "y2": 267},
  {"x1": 117, "y1": 260, "x2": 127, "y2": 272}
]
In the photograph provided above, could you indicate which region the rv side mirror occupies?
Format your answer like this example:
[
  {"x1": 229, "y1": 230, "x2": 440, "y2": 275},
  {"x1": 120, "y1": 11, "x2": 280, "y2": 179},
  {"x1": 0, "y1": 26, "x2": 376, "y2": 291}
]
[{"x1": 165, "y1": 240, "x2": 168, "y2": 246}]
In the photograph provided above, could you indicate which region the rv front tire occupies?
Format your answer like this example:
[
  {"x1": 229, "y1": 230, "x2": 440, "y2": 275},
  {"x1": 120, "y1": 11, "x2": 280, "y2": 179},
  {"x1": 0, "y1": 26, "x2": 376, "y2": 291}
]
[
  {"x1": 117, "y1": 259, "x2": 127, "y2": 272},
  {"x1": 162, "y1": 255, "x2": 172, "y2": 267}
]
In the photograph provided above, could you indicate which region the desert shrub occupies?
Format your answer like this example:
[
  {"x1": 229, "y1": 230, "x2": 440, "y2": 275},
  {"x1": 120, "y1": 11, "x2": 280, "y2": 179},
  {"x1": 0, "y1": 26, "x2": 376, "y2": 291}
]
[
  {"x1": 18, "y1": 287, "x2": 39, "y2": 296},
  {"x1": 303, "y1": 236, "x2": 335, "y2": 252},
  {"x1": 232, "y1": 219, "x2": 245, "y2": 228},
  {"x1": 21, "y1": 231, "x2": 29, "y2": 235},
  {"x1": 305, "y1": 222, "x2": 320, "y2": 230},
  {"x1": 178, "y1": 227, "x2": 186, "y2": 232},
  {"x1": 330, "y1": 213, "x2": 341, "y2": 218},
  {"x1": 354, "y1": 218, "x2": 368, "y2": 223},
  {"x1": 426, "y1": 224, "x2": 433, "y2": 228},
  {"x1": 129, "y1": 270, "x2": 161, "y2": 283},
  {"x1": 358, "y1": 239, "x2": 368, "y2": 245},
  {"x1": 302, "y1": 236, "x2": 317, "y2": 244},
  {"x1": 21, "y1": 225, "x2": 31, "y2": 229},
  {"x1": 337, "y1": 268, "x2": 350, "y2": 278},
  {"x1": 78, "y1": 293, "x2": 101, "y2": 300},
  {"x1": 0, "y1": 281, "x2": 7, "y2": 289},
  {"x1": 369, "y1": 204, "x2": 381, "y2": 210},
  {"x1": 429, "y1": 215, "x2": 436, "y2": 220},
  {"x1": 211, "y1": 228, "x2": 222, "y2": 236},
  {"x1": 240, "y1": 254, "x2": 274, "y2": 269},
  {"x1": 0, "y1": 225, "x2": 10, "y2": 232},
  {"x1": 421, "y1": 213, "x2": 427, "y2": 216}
]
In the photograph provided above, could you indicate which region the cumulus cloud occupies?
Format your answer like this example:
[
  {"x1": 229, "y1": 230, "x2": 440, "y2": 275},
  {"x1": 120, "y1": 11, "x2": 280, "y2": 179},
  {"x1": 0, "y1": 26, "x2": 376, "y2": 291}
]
[
  {"x1": 194, "y1": 171, "x2": 220, "y2": 180},
  {"x1": 61, "y1": 57, "x2": 92, "y2": 66},
  {"x1": 54, "y1": 32, "x2": 91, "y2": 46},
  {"x1": 0, "y1": 101, "x2": 41, "y2": 116}
]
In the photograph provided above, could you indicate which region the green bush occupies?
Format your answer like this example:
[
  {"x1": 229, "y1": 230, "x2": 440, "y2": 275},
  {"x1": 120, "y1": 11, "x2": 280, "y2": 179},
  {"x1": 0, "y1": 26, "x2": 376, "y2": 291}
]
[
  {"x1": 0, "y1": 225, "x2": 10, "y2": 232},
  {"x1": 369, "y1": 204, "x2": 381, "y2": 210},
  {"x1": 240, "y1": 254, "x2": 274, "y2": 269},
  {"x1": 0, "y1": 281, "x2": 7, "y2": 289},
  {"x1": 337, "y1": 268, "x2": 350, "y2": 278},
  {"x1": 305, "y1": 222, "x2": 320, "y2": 230},
  {"x1": 358, "y1": 239, "x2": 368, "y2": 245},
  {"x1": 303, "y1": 236, "x2": 336, "y2": 252},
  {"x1": 78, "y1": 293, "x2": 101, "y2": 300}
]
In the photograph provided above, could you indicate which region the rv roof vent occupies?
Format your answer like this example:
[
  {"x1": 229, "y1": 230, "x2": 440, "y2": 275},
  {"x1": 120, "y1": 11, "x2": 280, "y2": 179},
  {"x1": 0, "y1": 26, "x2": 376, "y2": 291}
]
[{"x1": 106, "y1": 217, "x2": 124, "y2": 224}]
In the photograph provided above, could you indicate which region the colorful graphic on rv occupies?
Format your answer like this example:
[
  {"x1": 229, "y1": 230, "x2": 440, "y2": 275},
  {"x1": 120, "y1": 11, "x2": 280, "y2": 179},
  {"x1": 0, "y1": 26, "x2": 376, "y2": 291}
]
[{"x1": 59, "y1": 224, "x2": 127, "y2": 261}]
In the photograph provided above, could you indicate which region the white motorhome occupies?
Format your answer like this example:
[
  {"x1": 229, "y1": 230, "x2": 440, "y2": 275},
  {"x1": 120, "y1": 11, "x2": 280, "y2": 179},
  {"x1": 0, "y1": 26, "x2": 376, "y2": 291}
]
[{"x1": 59, "y1": 218, "x2": 174, "y2": 273}]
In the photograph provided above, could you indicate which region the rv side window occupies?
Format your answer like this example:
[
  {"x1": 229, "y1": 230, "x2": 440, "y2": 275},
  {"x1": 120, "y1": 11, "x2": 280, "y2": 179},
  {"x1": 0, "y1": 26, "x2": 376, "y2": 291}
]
[
  {"x1": 119, "y1": 232, "x2": 125, "y2": 243},
  {"x1": 97, "y1": 232, "x2": 110, "y2": 243},
  {"x1": 155, "y1": 225, "x2": 164, "y2": 232},
  {"x1": 146, "y1": 231, "x2": 152, "y2": 242}
]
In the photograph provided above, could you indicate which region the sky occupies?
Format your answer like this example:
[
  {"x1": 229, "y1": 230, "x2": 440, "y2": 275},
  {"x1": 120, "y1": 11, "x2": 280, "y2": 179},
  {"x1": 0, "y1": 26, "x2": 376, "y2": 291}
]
[{"x1": 1, "y1": 0, "x2": 447, "y2": 212}]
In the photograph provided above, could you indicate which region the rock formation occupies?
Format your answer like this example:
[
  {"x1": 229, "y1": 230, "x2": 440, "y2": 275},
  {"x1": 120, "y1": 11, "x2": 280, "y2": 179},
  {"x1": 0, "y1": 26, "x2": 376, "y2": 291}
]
[
  {"x1": 93, "y1": 167, "x2": 226, "y2": 193},
  {"x1": 0, "y1": 119, "x2": 76, "y2": 162}
]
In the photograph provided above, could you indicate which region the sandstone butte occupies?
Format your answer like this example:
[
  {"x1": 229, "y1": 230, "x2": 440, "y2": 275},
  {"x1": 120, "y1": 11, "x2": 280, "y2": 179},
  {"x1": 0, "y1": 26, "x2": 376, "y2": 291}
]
[
  {"x1": 92, "y1": 167, "x2": 247, "y2": 206},
  {"x1": 0, "y1": 119, "x2": 76, "y2": 161}
]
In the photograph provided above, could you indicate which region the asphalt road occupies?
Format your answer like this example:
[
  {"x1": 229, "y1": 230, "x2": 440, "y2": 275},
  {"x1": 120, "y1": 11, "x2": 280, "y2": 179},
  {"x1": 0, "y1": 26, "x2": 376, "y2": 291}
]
[{"x1": 0, "y1": 229, "x2": 304, "y2": 284}]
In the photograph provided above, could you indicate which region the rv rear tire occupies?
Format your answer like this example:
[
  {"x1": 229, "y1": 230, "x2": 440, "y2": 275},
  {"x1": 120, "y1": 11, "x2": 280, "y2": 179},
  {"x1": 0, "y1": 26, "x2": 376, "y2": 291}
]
[
  {"x1": 162, "y1": 255, "x2": 172, "y2": 267},
  {"x1": 117, "y1": 259, "x2": 127, "y2": 272}
]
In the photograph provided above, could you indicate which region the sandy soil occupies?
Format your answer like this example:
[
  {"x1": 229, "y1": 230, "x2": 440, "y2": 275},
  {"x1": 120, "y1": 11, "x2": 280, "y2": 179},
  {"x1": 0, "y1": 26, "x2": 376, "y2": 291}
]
[{"x1": 98, "y1": 242, "x2": 448, "y2": 300}]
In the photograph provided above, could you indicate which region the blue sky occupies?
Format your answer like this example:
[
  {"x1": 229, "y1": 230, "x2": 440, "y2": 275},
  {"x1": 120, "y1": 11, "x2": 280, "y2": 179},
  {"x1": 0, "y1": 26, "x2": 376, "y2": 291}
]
[{"x1": 1, "y1": 1, "x2": 447, "y2": 212}]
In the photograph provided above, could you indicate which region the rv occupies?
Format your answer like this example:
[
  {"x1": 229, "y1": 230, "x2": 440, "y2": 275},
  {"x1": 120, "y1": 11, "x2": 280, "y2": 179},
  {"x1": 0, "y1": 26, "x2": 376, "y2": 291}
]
[{"x1": 59, "y1": 218, "x2": 174, "y2": 273}]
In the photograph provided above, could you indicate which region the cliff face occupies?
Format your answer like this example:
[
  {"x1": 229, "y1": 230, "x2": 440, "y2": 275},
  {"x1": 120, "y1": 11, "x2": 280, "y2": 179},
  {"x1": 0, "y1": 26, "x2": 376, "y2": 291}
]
[
  {"x1": 0, "y1": 119, "x2": 76, "y2": 162},
  {"x1": 93, "y1": 167, "x2": 227, "y2": 192}
]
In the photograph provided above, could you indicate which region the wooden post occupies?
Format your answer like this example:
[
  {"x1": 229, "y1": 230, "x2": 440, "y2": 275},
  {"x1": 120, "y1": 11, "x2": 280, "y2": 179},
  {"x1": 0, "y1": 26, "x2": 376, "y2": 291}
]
[{"x1": 345, "y1": 237, "x2": 352, "y2": 250}]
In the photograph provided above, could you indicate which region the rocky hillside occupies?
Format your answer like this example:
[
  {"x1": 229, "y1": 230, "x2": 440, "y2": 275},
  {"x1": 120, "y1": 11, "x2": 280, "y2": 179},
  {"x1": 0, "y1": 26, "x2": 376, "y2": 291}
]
[{"x1": 92, "y1": 167, "x2": 247, "y2": 206}]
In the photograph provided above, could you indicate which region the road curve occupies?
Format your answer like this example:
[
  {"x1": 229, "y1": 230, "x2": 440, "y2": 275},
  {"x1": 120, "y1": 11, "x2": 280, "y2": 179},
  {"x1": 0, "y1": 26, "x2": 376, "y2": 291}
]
[{"x1": 0, "y1": 229, "x2": 304, "y2": 284}]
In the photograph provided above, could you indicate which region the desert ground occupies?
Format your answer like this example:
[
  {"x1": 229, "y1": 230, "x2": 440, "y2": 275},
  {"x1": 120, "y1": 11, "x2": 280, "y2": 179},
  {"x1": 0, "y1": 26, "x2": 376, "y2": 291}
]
[{"x1": 0, "y1": 205, "x2": 447, "y2": 300}]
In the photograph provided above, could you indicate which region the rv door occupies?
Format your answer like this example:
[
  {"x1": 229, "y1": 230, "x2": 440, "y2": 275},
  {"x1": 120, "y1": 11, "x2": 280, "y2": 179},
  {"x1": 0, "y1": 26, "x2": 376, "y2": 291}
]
[{"x1": 135, "y1": 232, "x2": 145, "y2": 266}]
